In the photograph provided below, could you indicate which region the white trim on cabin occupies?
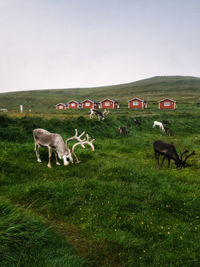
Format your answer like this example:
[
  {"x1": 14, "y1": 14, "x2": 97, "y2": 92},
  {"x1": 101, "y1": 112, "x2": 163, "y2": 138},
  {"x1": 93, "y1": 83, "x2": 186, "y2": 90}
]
[
  {"x1": 128, "y1": 97, "x2": 145, "y2": 102},
  {"x1": 100, "y1": 98, "x2": 116, "y2": 104},
  {"x1": 158, "y1": 98, "x2": 176, "y2": 103}
]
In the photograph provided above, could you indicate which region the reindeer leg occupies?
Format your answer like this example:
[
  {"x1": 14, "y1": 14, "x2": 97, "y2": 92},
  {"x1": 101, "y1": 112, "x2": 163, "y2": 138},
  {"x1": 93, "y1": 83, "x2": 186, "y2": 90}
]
[
  {"x1": 167, "y1": 157, "x2": 170, "y2": 167},
  {"x1": 155, "y1": 152, "x2": 160, "y2": 169},
  {"x1": 160, "y1": 156, "x2": 166, "y2": 168},
  {"x1": 35, "y1": 142, "x2": 42, "y2": 163},
  {"x1": 47, "y1": 146, "x2": 52, "y2": 168},
  {"x1": 55, "y1": 152, "x2": 60, "y2": 165}
]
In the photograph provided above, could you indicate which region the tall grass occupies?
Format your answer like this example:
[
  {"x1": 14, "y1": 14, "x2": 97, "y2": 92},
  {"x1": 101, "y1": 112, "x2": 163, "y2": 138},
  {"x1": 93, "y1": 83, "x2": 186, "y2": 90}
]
[
  {"x1": 0, "y1": 113, "x2": 200, "y2": 266},
  {"x1": 0, "y1": 198, "x2": 84, "y2": 266}
]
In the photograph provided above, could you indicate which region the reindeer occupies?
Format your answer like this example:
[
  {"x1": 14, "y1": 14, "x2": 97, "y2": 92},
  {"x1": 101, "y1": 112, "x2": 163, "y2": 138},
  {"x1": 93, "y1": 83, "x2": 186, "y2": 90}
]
[
  {"x1": 134, "y1": 118, "x2": 141, "y2": 126},
  {"x1": 152, "y1": 121, "x2": 165, "y2": 132},
  {"x1": 163, "y1": 126, "x2": 174, "y2": 136},
  {"x1": 33, "y1": 128, "x2": 95, "y2": 168},
  {"x1": 153, "y1": 140, "x2": 195, "y2": 169},
  {"x1": 118, "y1": 126, "x2": 129, "y2": 136},
  {"x1": 89, "y1": 108, "x2": 110, "y2": 121}
]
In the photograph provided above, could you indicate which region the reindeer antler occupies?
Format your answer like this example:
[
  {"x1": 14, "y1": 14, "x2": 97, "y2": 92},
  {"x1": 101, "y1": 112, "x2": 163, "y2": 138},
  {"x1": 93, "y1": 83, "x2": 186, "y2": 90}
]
[
  {"x1": 103, "y1": 109, "x2": 110, "y2": 117},
  {"x1": 72, "y1": 134, "x2": 95, "y2": 164},
  {"x1": 182, "y1": 151, "x2": 195, "y2": 165},
  {"x1": 180, "y1": 149, "x2": 189, "y2": 161},
  {"x1": 65, "y1": 129, "x2": 86, "y2": 148}
]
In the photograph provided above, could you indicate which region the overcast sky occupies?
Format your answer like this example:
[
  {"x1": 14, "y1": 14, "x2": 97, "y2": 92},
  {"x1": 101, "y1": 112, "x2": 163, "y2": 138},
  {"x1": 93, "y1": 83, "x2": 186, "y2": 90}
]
[{"x1": 0, "y1": 0, "x2": 200, "y2": 93}]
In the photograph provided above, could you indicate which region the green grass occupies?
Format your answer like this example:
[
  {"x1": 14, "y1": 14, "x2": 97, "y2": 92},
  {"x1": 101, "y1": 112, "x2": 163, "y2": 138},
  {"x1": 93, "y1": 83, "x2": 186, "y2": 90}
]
[
  {"x1": 0, "y1": 111, "x2": 200, "y2": 266},
  {"x1": 0, "y1": 198, "x2": 85, "y2": 267}
]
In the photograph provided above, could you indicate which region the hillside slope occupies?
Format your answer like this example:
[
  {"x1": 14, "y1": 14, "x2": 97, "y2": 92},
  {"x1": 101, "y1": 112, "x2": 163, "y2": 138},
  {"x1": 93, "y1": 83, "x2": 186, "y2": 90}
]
[{"x1": 0, "y1": 76, "x2": 200, "y2": 112}]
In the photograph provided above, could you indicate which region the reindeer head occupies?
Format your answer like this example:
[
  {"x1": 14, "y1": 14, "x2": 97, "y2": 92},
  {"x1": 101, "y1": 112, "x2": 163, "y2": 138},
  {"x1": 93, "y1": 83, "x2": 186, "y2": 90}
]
[
  {"x1": 57, "y1": 147, "x2": 73, "y2": 165},
  {"x1": 65, "y1": 147, "x2": 74, "y2": 164}
]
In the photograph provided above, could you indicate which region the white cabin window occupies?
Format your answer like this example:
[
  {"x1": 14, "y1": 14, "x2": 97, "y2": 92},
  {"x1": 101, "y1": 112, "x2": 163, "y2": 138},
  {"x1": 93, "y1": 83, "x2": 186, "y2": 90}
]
[
  {"x1": 164, "y1": 102, "x2": 170, "y2": 106},
  {"x1": 59, "y1": 106, "x2": 63, "y2": 109},
  {"x1": 104, "y1": 101, "x2": 110, "y2": 106},
  {"x1": 133, "y1": 101, "x2": 139, "y2": 106},
  {"x1": 71, "y1": 103, "x2": 75, "y2": 107},
  {"x1": 85, "y1": 102, "x2": 90, "y2": 106}
]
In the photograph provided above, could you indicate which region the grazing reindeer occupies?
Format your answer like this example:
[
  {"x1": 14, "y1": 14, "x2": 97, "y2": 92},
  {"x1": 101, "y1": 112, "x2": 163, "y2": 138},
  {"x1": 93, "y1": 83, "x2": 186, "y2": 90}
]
[
  {"x1": 89, "y1": 108, "x2": 110, "y2": 121},
  {"x1": 33, "y1": 128, "x2": 95, "y2": 168},
  {"x1": 153, "y1": 140, "x2": 195, "y2": 169},
  {"x1": 134, "y1": 118, "x2": 141, "y2": 126},
  {"x1": 152, "y1": 121, "x2": 165, "y2": 132},
  {"x1": 118, "y1": 126, "x2": 129, "y2": 136},
  {"x1": 163, "y1": 126, "x2": 174, "y2": 136}
]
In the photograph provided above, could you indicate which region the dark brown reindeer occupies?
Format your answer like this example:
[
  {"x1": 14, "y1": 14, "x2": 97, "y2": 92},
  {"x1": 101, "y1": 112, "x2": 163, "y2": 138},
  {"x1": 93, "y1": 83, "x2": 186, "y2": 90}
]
[
  {"x1": 163, "y1": 126, "x2": 174, "y2": 136},
  {"x1": 134, "y1": 118, "x2": 141, "y2": 126},
  {"x1": 153, "y1": 140, "x2": 195, "y2": 169},
  {"x1": 118, "y1": 126, "x2": 129, "y2": 136}
]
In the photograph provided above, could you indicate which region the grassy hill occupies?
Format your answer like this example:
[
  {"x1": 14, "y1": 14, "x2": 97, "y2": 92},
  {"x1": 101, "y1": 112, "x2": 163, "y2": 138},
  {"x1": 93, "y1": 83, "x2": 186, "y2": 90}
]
[
  {"x1": 1, "y1": 76, "x2": 200, "y2": 265},
  {"x1": 0, "y1": 76, "x2": 200, "y2": 113}
]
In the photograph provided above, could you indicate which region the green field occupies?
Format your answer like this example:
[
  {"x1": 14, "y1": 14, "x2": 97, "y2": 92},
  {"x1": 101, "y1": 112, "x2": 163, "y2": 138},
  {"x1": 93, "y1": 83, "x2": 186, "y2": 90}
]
[{"x1": 0, "y1": 76, "x2": 200, "y2": 266}]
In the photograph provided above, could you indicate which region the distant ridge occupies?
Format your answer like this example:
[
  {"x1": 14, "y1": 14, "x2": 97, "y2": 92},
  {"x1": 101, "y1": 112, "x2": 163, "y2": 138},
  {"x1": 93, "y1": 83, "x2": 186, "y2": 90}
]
[
  {"x1": 0, "y1": 76, "x2": 200, "y2": 112},
  {"x1": 1, "y1": 75, "x2": 200, "y2": 94}
]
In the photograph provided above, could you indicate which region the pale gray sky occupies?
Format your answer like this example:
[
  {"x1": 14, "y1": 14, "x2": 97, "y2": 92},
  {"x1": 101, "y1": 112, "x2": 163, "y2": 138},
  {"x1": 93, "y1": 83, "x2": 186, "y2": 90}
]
[{"x1": 0, "y1": 0, "x2": 200, "y2": 92}]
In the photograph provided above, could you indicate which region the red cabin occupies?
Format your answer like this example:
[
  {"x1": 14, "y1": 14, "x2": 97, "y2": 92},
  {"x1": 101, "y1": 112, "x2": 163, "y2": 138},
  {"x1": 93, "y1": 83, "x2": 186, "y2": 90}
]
[
  {"x1": 81, "y1": 99, "x2": 100, "y2": 109},
  {"x1": 100, "y1": 99, "x2": 119, "y2": 109},
  {"x1": 128, "y1": 98, "x2": 147, "y2": 109},
  {"x1": 56, "y1": 103, "x2": 67, "y2": 110},
  {"x1": 68, "y1": 100, "x2": 80, "y2": 109},
  {"x1": 159, "y1": 98, "x2": 176, "y2": 110}
]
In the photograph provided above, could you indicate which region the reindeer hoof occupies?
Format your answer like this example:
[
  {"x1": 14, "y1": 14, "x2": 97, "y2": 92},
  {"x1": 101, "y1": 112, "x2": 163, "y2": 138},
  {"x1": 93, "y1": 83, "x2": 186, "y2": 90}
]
[
  {"x1": 47, "y1": 164, "x2": 51, "y2": 168},
  {"x1": 37, "y1": 159, "x2": 42, "y2": 163},
  {"x1": 56, "y1": 162, "x2": 61, "y2": 165}
]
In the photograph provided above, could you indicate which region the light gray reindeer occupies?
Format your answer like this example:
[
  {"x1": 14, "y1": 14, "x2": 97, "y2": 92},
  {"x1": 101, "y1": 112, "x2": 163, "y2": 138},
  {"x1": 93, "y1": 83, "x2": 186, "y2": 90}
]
[{"x1": 33, "y1": 128, "x2": 95, "y2": 168}]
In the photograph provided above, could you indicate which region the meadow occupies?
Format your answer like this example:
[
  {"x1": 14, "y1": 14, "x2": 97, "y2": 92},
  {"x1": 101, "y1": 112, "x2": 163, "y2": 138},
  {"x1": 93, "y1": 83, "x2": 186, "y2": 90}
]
[{"x1": 0, "y1": 104, "x2": 200, "y2": 266}]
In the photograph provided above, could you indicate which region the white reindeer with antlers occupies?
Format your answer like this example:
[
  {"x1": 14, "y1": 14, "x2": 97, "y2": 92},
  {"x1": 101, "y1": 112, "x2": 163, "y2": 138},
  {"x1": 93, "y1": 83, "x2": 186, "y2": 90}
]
[{"x1": 33, "y1": 128, "x2": 95, "y2": 168}]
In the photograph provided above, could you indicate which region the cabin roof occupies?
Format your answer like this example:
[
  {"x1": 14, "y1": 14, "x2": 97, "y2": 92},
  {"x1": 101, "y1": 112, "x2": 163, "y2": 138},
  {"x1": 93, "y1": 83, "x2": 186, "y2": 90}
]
[
  {"x1": 100, "y1": 98, "x2": 119, "y2": 103},
  {"x1": 81, "y1": 99, "x2": 99, "y2": 104},
  {"x1": 128, "y1": 97, "x2": 146, "y2": 102},
  {"x1": 68, "y1": 100, "x2": 80, "y2": 104},
  {"x1": 158, "y1": 98, "x2": 176, "y2": 103},
  {"x1": 56, "y1": 103, "x2": 67, "y2": 106}
]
